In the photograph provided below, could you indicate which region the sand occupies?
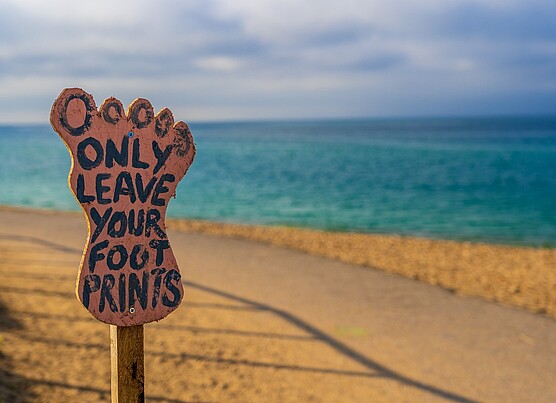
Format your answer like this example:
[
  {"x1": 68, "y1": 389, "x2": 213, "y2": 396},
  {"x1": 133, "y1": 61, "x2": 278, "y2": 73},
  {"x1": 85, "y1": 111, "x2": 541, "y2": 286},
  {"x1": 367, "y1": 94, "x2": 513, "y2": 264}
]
[
  {"x1": 1, "y1": 207, "x2": 555, "y2": 402},
  {"x1": 167, "y1": 219, "x2": 556, "y2": 317}
]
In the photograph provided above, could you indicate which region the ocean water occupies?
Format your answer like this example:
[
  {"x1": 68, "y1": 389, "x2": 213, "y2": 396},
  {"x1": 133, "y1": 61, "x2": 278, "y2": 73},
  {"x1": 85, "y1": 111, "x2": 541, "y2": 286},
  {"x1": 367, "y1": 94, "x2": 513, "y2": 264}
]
[{"x1": 0, "y1": 117, "x2": 555, "y2": 247}]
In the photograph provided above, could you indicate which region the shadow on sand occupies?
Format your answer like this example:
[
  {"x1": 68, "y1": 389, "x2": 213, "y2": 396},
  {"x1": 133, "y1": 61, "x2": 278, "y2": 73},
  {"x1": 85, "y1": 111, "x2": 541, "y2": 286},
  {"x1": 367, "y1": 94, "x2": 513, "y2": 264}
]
[
  {"x1": 0, "y1": 299, "x2": 35, "y2": 403},
  {"x1": 1, "y1": 234, "x2": 478, "y2": 402},
  {"x1": 183, "y1": 280, "x2": 479, "y2": 403}
]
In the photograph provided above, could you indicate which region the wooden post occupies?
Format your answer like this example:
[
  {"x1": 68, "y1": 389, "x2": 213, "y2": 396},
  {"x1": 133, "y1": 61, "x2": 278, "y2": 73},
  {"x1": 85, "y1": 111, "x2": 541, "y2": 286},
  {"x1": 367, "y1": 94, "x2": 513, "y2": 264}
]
[
  {"x1": 110, "y1": 325, "x2": 145, "y2": 403},
  {"x1": 51, "y1": 89, "x2": 196, "y2": 402}
]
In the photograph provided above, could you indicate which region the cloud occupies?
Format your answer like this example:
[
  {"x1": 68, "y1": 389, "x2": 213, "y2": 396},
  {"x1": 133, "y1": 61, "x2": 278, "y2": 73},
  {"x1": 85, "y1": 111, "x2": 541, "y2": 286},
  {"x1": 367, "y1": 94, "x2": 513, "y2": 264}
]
[{"x1": 0, "y1": 0, "x2": 555, "y2": 122}]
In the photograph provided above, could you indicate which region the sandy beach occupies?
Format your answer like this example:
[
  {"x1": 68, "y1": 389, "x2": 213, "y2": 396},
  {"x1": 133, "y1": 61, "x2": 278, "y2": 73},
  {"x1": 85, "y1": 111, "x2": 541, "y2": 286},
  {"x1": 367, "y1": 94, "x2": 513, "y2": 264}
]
[
  {"x1": 1, "y1": 207, "x2": 555, "y2": 402},
  {"x1": 167, "y1": 218, "x2": 556, "y2": 317}
]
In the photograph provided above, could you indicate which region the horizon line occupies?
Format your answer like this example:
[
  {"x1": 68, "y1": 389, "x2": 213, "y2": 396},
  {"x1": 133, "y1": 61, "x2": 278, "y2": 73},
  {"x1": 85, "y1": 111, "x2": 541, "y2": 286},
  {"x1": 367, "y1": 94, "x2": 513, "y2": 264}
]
[{"x1": 1, "y1": 112, "x2": 556, "y2": 127}]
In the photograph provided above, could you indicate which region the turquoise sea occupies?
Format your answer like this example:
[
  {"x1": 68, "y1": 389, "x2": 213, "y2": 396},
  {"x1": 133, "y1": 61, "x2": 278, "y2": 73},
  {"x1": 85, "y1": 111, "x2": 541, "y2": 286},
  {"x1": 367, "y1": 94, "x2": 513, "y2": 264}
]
[{"x1": 0, "y1": 117, "x2": 555, "y2": 247}]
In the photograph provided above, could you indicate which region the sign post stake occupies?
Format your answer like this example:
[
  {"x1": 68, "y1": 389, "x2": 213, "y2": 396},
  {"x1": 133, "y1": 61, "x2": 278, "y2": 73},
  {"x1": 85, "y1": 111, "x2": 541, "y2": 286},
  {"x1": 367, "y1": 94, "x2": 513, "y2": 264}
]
[
  {"x1": 110, "y1": 324, "x2": 145, "y2": 402},
  {"x1": 51, "y1": 88, "x2": 196, "y2": 403}
]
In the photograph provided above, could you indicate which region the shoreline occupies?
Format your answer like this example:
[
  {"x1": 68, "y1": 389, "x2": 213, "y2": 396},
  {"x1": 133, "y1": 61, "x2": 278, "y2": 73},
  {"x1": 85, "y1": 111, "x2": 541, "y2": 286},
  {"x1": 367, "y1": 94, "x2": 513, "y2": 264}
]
[
  {"x1": 1, "y1": 204, "x2": 555, "y2": 317},
  {"x1": 3, "y1": 205, "x2": 556, "y2": 401},
  {"x1": 1, "y1": 204, "x2": 552, "y2": 249},
  {"x1": 167, "y1": 218, "x2": 556, "y2": 318}
]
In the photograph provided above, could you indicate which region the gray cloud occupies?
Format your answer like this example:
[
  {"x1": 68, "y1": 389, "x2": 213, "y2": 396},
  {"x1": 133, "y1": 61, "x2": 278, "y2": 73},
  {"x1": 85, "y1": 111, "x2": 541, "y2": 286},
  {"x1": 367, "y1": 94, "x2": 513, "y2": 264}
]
[
  {"x1": 0, "y1": 0, "x2": 555, "y2": 123},
  {"x1": 434, "y1": 2, "x2": 556, "y2": 41}
]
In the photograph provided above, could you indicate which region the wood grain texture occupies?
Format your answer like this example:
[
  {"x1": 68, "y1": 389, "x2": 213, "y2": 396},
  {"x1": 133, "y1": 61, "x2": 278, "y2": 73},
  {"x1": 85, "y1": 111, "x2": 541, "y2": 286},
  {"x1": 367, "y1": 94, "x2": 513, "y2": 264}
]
[
  {"x1": 50, "y1": 88, "x2": 196, "y2": 326},
  {"x1": 110, "y1": 325, "x2": 145, "y2": 403}
]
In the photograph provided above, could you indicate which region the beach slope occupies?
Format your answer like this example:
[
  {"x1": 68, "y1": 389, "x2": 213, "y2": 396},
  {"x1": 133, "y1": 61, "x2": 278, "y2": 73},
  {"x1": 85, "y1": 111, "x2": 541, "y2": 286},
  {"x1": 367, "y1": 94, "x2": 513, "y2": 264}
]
[{"x1": 1, "y1": 208, "x2": 555, "y2": 402}]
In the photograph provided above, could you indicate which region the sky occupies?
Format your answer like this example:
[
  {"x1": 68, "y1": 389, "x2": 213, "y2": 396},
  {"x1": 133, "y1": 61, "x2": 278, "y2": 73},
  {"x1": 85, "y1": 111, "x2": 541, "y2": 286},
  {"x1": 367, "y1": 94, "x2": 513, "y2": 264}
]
[{"x1": 0, "y1": 0, "x2": 555, "y2": 123}]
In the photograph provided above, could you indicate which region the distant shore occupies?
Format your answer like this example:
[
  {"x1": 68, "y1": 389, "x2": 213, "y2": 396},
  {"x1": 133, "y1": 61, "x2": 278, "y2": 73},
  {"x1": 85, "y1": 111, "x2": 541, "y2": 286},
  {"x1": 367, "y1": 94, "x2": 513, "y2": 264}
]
[{"x1": 1, "y1": 204, "x2": 555, "y2": 317}]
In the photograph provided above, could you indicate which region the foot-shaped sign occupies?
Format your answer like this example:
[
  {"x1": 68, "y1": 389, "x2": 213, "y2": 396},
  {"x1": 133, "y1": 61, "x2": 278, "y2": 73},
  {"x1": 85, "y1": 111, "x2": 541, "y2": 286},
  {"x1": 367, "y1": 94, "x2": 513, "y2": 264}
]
[{"x1": 51, "y1": 88, "x2": 195, "y2": 326}]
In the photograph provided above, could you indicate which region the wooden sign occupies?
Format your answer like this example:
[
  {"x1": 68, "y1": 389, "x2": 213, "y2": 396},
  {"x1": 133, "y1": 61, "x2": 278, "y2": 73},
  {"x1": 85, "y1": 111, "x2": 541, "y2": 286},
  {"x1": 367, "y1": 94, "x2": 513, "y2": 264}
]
[{"x1": 50, "y1": 88, "x2": 195, "y2": 326}]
